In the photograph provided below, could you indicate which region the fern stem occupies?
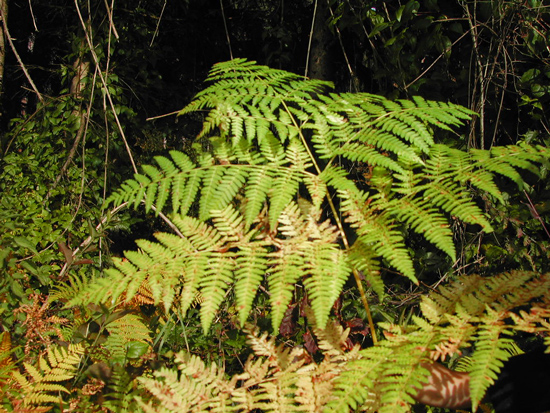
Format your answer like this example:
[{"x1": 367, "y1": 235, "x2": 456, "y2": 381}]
[
  {"x1": 282, "y1": 100, "x2": 378, "y2": 343},
  {"x1": 353, "y1": 269, "x2": 378, "y2": 344}
]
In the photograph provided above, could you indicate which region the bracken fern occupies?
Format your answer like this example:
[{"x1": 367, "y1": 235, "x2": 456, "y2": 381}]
[
  {"x1": 135, "y1": 271, "x2": 550, "y2": 412},
  {"x1": 65, "y1": 59, "x2": 549, "y2": 333}
]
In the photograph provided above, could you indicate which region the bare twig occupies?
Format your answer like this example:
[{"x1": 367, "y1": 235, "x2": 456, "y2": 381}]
[
  {"x1": 150, "y1": 0, "x2": 166, "y2": 47},
  {"x1": 304, "y1": 0, "x2": 318, "y2": 78},
  {"x1": 73, "y1": 0, "x2": 137, "y2": 173},
  {"x1": 0, "y1": 6, "x2": 44, "y2": 103},
  {"x1": 219, "y1": 0, "x2": 233, "y2": 60}
]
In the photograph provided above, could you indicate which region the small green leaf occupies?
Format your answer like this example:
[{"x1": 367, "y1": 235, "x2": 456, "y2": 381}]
[
  {"x1": 126, "y1": 341, "x2": 150, "y2": 359},
  {"x1": 13, "y1": 236, "x2": 37, "y2": 253}
]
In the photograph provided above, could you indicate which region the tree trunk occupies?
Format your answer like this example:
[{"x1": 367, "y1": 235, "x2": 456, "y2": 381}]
[{"x1": 307, "y1": 0, "x2": 334, "y2": 81}]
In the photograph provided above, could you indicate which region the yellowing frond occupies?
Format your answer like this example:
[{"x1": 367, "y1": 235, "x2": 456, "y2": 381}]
[{"x1": 10, "y1": 344, "x2": 83, "y2": 410}]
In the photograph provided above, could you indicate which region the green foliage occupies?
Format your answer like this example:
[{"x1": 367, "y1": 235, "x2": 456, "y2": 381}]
[
  {"x1": 68, "y1": 59, "x2": 550, "y2": 334},
  {"x1": 1, "y1": 1, "x2": 549, "y2": 410},
  {"x1": 0, "y1": 97, "x2": 107, "y2": 343}
]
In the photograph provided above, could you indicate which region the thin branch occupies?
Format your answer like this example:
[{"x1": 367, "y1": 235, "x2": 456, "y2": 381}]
[
  {"x1": 73, "y1": 0, "x2": 137, "y2": 173},
  {"x1": 150, "y1": 0, "x2": 166, "y2": 47},
  {"x1": 0, "y1": 6, "x2": 43, "y2": 103},
  {"x1": 146, "y1": 109, "x2": 181, "y2": 121},
  {"x1": 28, "y1": 0, "x2": 38, "y2": 31},
  {"x1": 103, "y1": 0, "x2": 119, "y2": 39},
  {"x1": 219, "y1": 0, "x2": 233, "y2": 60},
  {"x1": 304, "y1": 0, "x2": 318, "y2": 78},
  {"x1": 405, "y1": 29, "x2": 471, "y2": 90},
  {"x1": 327, "y1": 1, "x2": 358, "y2": 90}
]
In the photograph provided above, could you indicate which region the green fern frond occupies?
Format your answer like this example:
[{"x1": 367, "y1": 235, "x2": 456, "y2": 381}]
[
  {"x1": 268, "y1": 250, "x2": 307, "y2": 331},
  {"x1": 66, "y1": 265, "x2": 127, "y2": 307},
  {"x1": 180, "y1": 59, "x2": 332, "y2": 143},
  {"x1": 337, "y1": 141, "x2": 406, "y2": 173},
  {"x1": 468, "y1": 330, "x2": 512, "y2": 409},
  {"x1": 422, "y1": 178, "x2": 493, "y2": 231},
  {"x1": 199, "y1": 252, "x2": 235, "y2": 331},
  {"x1": 304, "y1": 244, "x2": 350, "y2": 329},
  {"x1": 106, "y1": 150, "x2": 199, "y2": 214},
  {"x1": 103, "y1": 313, "x2": 151, "y2": 363},
  {"x1": 388, "y1": 198, "x2": 456, "y2": 260},
  {"x1": 50, "y1": 272, "x2": 91, "y2": 303},
  {"x1": 268, "y1": 168, "x2": 303, "y2": 229},
  {"x1": 198, "y1": 166, "x2": 228, "y2": 221},
  {"x1": 316, "y1": 92, "x2": 473, "y2": 159},
  {"x1": 346, "y1": 240, "x2": 384, "y2": 298},
  {"x1": 234, "y1": 243, "x2": 269, "y2": 326},
  {"x1": 357, "y1": 212, "x2": 416, "y2": 282},
  {"x1": 326, "y1": 345, "x2": 393, "y2": 412},
  {"x1": 471, "y1": 143, "x2": 550, "y2": 187},
  {"x1": 102, "y1": 364, "x2": 142, "y2": 412},
  {"x1": 11, "y1": 344, "x2": 83, "y2": 410},
  {"x1": 243, "y1": 165, "x2": 273, "y2": 227},
  {"x1": 92, "y1": 59, "x2": 550, "y2": 336},
  {"x1": 426, "y1": 144, "x2": 504, "y2": 202}
]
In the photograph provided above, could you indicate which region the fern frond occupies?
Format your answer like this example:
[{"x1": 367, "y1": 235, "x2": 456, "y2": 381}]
[
  {"x1": 198, "y1": 166, "x2": 227, "y2": 221},
  {"x1": 11, "y1": 344, "x2": 83, "y2": 410},
  {"x1": 357, "y1": 212, "x2": 416, "y2": 282},
  {"x1": 0, "y1": 332, "x2": 14, "y2": 380},
  {"x1": 468, "y1": 329, "x2": 512, "y2": 409},
  {"x1": 102, "y1": 363, "x2": 142, "y2": 412},
  {"x1": 303, "y1": 240, "x2": 350, "y2": 329},
  {"x1": 422, "y1": 178, "x2": 493, "y2": 231},
  {"x1": 199, "y1": 253, "x2": 235, "y2": 331},
  {"x1": 49, "y1": 272, "x2": 91, "y2": 303},
  {"x1": 388, "y1": 197, "x2": 456, "y2": 260},
  {"x1": 268, "y1": 168, "x2": 303, "y2": 230},
  {"x1": 425, "y1": 144, "x2": 504, "y2": 202},
  {"x1": 268, "y1": 250, "x2": 306, "y2": 332},
  {"x1": 97, "y1": 59, "x2": 550, "y2": 336},
  {"x1": 103, "y1": 313, "x2": 152, "y2": 363},
  {"x1": 325, "y1": 271, "x2": 550, "y2": 412},
  {"x1": 347, "y1": 241, "x2": 383, "y2": 298},
  {"x1": 472, "y1": 143, "x2": 550, "y2": 187},
  {"x1": 234, "y1": 243, "x2": 269, "y2": 326},
  {"x1": 337, "y1": 141, "x2": 406, "y2": 173},
  {"x1": 137, "y1": 352, "x2": 226, "y2": 412}
]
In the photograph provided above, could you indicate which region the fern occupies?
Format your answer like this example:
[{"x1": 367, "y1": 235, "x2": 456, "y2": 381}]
[
  {"x1": 102, "y1": 363, "x2": 144, "y2": 412},
  {"x1": 10, "y1": 344, "x2": 84, "y2": 411},
  {"x1": 132, "y1": 270, "x2": 550, "y2": 412},
  {"x1": 65, "y1": 59, "x2": 550, "y2": 333},
  {"x1": 137, "y1": 323, "x2": 355, "y2": 413},
  {"x1": 432, "y1": 271, "x2": 550, "y2": 411},
  {"x1": 329, "y1": 270, "x2": 550, "y2": 412},
  {"x1": 103, "y1": 313, "x2": 152, "y2": 363},
  {"x1": 0, "y1": 332, "x2": 15, "y2": 381}
]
